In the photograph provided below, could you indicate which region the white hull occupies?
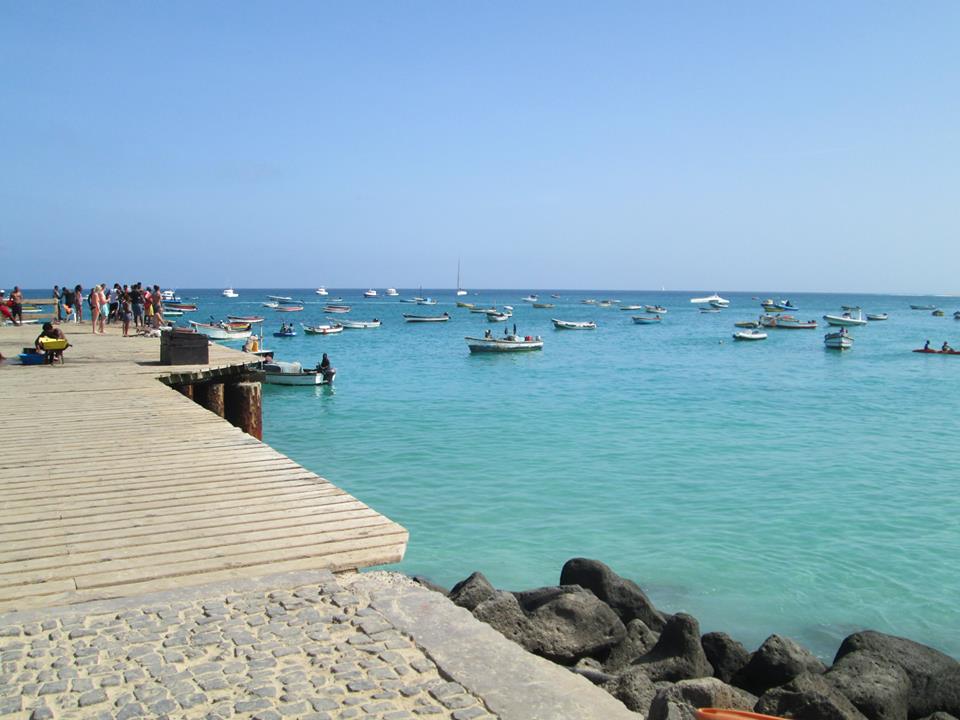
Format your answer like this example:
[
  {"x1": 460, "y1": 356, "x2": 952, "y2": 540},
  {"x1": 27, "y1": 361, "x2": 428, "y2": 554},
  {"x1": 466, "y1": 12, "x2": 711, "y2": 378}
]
[
  {"x1": 691, "y1": 293, "x2": 729, "y2": 306},
  {"x1": 487, "y1": 313, "x2": 511, "y2": 322},
  {"x1": 824, "y1": 332, "x2": 854, "y2": 349},
  {"x1": 337, "y1": 319, "x2": 381, "y2": 329},
  {"x1": 324, "y1": 306, "x2": 351, "y2": 313},
  {"x1": 364, "y1": 290, "x2": 377, "y2": 297},
  {"x1": 456, "y1": 290, "x2": 468, "y2": 296},
  {"x1": 404, "y1": 314, "x2": 449, "y2": 322},
  {"x1": 632, "y1": 316, "x2": 662, "y2": 324},
  {"x1": 385, "y1": 289, "x2": 398, "y2": 296},
  {"x1": 823, "y1": 314, "x2": 867, "y2": 327},
  {"x1": 222, "y1": 289, "x2": 238, "y2": 298},
  {"x1": 465, "y1": 335, "x2": 543, "y2": 352},
  {"x1": 552, "y1": 319, "x2": 595, "y2": 329},
  {"x1": 302, "y1": 324, "x2": 343, "y2": 335},
  {"x1": 188, "y1": 321, "x2": 251, "y2": 340},
  {"x1": 733, "y1": 331, "x2": 767, "y2": 341},
  {"x1": 316, "y1": 288, "x2": 328, "y2": 295}
]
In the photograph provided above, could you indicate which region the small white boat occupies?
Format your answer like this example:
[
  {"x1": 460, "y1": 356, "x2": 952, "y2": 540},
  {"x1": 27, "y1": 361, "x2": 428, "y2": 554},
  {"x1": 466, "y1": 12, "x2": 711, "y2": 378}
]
[
  {"x1": 733, "y1": 330, "x2": 768, "y2": 341},
  {"x1": 465, "y1": 334, "x2": 544, "y2": 353},
  {"x1": 315, "y1": 287, "x2": 329, "y2": 296},
  {"x1": 644, "y1": 305, "x2": 667, "y2": 314},
  {"x1": 403, "y1": 312, "x2": 450, "y2": 322},
  {"x1": 267, "y1": 295, "x2": 294, "y2": 302},
  {"x1": 823, "y1": 308, "x2": 868, "y2": 327},
  {"x1": 552, "y1": 319, "x2": 596, "y2": 329},
  {"x1": 275, "y1": 306, "x2": 304, "y2": 313},
  {"x1": 691, "y1": 293, "x2": 729, "y2": 307},
  {"x1": 336, "y1": 319, "x2": 381, "y2": 329},
  {"x1": 522, "y1": 295, "x2": 539, "y2": 303},
  {"x1": 227, "y1": 315, "x2": 265, "y2": 323},
  {"x1": 262, "y1": 301, "x2": 279, "y2": 309},
  {"x1": 417, "y1": 298, "x2": 438, "y2": 305},
  {"x1": 364, "y1": 289, "x2": 377, "y2": 298},
  {"x1": 582, "y1": 299, "x2": 597, "y2": 305},
  {"x1": 824, "y1": 330, "x2": 854, "y2": 350},
  {"x1": 262, "y1": 360, "x2": 336, "y2": 386},
  {"x1": 160, "y1": 289, "x2": 180, "y2": 302},
  {"x1": 302, "y1": 323, "x2": 343, "y2": 335},
  {"x1": 866, "y1": 313, "x2": 889, "y2": 321},
  {"x1": 385, "y1": 288, "x2": 399, "y2": 296},
  {"x1": 619, "y1": 305, "x2": 643, "y2": 311},
  {"x1": 222, "y1": 288, "x2": 239, "y2": 298},
  {"x1": 324, "y1": 305, "x2": 352, "y2": 314},
  {"x1": 632, "y1": 315, "x2": 662, "y2": 324},
  {"x1": 188, "y1": 321, "x2": 251, "y2": 340},
  {"x1": 487, "y1": 312, "x2": 511, "y2": 322},
  {"x1": 470, "y1": 306, "x2": 497, "y2": 314},
  {"x1": 761, "y1": 314, "x2": 817, "y2": 329}
]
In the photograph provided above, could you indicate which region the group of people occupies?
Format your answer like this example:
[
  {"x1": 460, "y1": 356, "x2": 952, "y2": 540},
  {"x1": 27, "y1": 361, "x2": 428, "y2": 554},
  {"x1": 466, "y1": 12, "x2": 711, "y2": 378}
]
[
  {"x1": 52, "y1": 283, "x2": 167, "y2": 336},
  {"x1": 922, "y1": 339, "x2": 953, "y2": 352}
]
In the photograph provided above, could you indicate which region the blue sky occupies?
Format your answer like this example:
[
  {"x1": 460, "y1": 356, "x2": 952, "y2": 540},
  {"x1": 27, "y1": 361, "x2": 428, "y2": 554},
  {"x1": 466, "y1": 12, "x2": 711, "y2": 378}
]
[{"x1": 2, "y1": 2, "x2": 958, "y2": 292}]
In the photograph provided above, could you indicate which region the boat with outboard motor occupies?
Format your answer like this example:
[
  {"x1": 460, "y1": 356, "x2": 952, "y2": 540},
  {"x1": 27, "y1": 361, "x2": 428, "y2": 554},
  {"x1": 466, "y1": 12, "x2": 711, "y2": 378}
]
[
  {"x1": 823, "y1": 308, "x2": 868, "y2": 327},
  {"x1": 465, "y1": 331, "x2": 544, "y2": 353},
  {"x1": 273, "y1": 325, "x2": 297, "y2": 337},
  {"x1": 552, "y1": 319, "x2": 596, "y2": 329},
  {"x1": 222, "y1": 288, "x2": 239, "y2": 298},
  {"x1": 644, "y1": 305, "x2": 668, "y2": 314},
  {"x1": 262, "y1": 359, "x2": 336, "y2": 386},
  {"x1": 824, "y1": 329, "x2": 854, "y2": 349},
  {"x1": 733, "y1": 329, "x2": 767, "y2": 341},
  {"x1": 632, "y1": 315, "x2": 662, "y2": 324}
]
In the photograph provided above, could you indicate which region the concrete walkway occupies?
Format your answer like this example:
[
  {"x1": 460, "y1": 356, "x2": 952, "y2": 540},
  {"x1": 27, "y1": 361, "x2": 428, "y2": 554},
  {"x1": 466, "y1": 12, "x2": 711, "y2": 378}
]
[{"x1": 0, "y1": 570, "x2": 638, "y2": 720}]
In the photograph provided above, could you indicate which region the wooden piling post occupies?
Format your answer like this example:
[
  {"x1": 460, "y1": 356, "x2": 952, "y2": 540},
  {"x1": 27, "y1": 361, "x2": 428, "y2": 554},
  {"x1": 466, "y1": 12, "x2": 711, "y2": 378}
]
[
  {"x1": 225, "y1": 381, "x2": 262, "y2": 439},
  {"x1": 199, "y1": 382, "x2": 226, "y2": 418},
  {"x1": 175, "y1": 383, "x2": 194, "y2": 400}
]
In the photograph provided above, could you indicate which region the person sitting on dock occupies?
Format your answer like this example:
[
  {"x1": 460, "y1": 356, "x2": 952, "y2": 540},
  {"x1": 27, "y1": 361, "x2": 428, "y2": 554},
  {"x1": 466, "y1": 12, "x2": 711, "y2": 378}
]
[{"x1": 34, "y1": 323, "x2": 68, "y2": 364}]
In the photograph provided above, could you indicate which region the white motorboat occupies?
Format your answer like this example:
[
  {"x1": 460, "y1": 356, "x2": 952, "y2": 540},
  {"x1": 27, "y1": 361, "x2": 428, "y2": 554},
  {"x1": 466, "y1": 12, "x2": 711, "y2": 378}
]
[
  {"x1": 522, "y1": 295, "x2": 539, "y2": 303},
  {"x1": 302, "y1": 323, "x2": 343, "y2": 335},
  {"x1": 336, "y1": 319, "x2": 381, "y2": 329},
  {"x1": 385, "y1": 288, "x2": 398, "y2": 296},
  {"x1": 487, "y1": 312, "x2": 511, "y2": 322},
  {"x1": 582, "y1": 299, "x2": 597, "y2": 305},
  {"x1": 262, "y1": 360, "x2": 336, "y2": 386},
  {"x1": 632, "y1": 315, "x2": 662, "y2": 324},
  {"x1": 733, "y1": 330, "x2": 768, "y2": 341},
  {"x1": 364, "y1": 289, "x2": 377, "y2": 298},
  {"x1": 866, "y1": 313, "x2": 889, "y2": 321},
  {"x1": 691, "y1": 293, "x2": 729, "y2": 307},
  {"x1": 262, "y1": 301, "x2": 279, "y2": 308},
  {"x1": 823, "y1": 308, "x2": 868, "y2": 327},
  {"x1": 644, "y1": 305, "x2": 667, "y2": 314},
  {"x1": 417, "y1": 298, "x2": 438, "y2": 305},
  {"x1": 160, "y1": 289, "x2": 180, "y2": 302},
  {"x1": 465, "y1": 333, "x2": 544, "y2": 353},
  {"x1": 619, "y1": 305, "x2": 643, "y2": 311},
  {"x1": 552, "y1": 319, "x2": 596, "y2": 329},
  {"x1": 403, "y1": 312, "x2": 450, "y2": 322},
  {"x1": 825, "y1": 330, "x2": 854, "y2": 349},
  {"x1": 222, "y1": 288, "x2": 239, "y2": 298},
  {"x1": 188, "y1": 321, "x2": 251, "y2": 341},
  {"x1": 316, "y1": 287, "x2": 329, "y2": 295}
]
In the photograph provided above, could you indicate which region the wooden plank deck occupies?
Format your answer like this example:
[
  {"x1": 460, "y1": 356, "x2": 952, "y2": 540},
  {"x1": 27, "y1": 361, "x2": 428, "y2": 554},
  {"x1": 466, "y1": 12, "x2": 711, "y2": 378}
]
[{"x1": 0, "y1": 323, "x2": 408, "y2": 612}]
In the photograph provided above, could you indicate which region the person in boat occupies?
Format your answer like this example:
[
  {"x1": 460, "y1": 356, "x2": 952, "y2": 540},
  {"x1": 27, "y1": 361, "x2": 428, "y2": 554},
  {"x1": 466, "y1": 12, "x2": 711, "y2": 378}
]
[
  {"x1": 942, "y1": 341, "x2": 952, "y2": 352},
  {"x1": 34, "y1": 322, "x2": 68, "y2": 364},
  {"x1": 924, "y1": 339, "x2": 931, "y2": 350},
  {"x1": 484, "y1": 329, "x2": 492, "y2": 338},
  {"x1": 319, "y1": 353, "x2": 330, "y2": 373}
]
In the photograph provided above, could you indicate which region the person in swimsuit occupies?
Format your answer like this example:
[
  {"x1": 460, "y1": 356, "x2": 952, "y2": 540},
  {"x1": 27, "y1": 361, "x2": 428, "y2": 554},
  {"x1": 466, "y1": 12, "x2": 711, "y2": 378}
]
[
  {"x1": 9, "y1": 287, "x2": 23, "y2": 325},
  {"x1": 74, "y1": 285, "x2": 84, "y2": 323}
]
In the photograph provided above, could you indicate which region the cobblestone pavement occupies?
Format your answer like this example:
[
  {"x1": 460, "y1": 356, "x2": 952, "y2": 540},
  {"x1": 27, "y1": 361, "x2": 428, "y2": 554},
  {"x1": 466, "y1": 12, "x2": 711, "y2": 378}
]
[{"x1": 0, "y1": 571, "x2": 496, "y2": 720}]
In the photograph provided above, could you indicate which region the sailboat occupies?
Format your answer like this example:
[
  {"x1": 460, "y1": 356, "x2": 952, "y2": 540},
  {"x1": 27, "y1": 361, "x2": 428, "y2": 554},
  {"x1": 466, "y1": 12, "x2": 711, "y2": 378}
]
[{"x1": 456, "y1": 259, "x2": 467, "y2": 296}]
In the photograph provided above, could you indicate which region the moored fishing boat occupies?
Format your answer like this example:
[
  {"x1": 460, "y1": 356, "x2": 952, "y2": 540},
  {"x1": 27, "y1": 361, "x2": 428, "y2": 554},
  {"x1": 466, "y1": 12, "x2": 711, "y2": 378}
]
[
  {"x1": 619, "y1": 305, "x2": 643, "y2": 311},
  {"x1": 761, "y1": 314, "x2": 817, "y2": 329},
  {"x1": 417, "y1": 298, "x2": 438, "y2": 305},
  {"x1": 364, "y1": 289, "x2": 377, "y2": 298},
  {"x1": 188, "y1": 321, "x2": 251, "y2": 340},
  {"x1": 275, "y1": 305, "x2": 304, "y2": 313},
  {"x1": 465, "y1": 333, "x2": 544, "y2": 353},
  {"x1": 532, "y1": 303, "x2": 555, "y2": 309},
  {"x1": 910, "y1": 304, "x2": 936, "y2": 310},
  {"x1": 302, "y1": 323, "x2": 343, "y2": 335},
  {"x1": 582, "y1": 299, "x2": 597, "y2": 305},
  {"x1": 403, "y1": 312, "x2": 450, "y2": 322},
  {"x1": 456, "y1": 301, "x2": 475, "y2": 308},
  {"x1": 734, "y1": 320, "x2": 760, "y2": 328},
  {"x1": 335, "y1": 319, "x2": 381, "y2": 329},
  {"x1": 487, "y1": 312, "x2": 511, "y2": 322},
  {"x1": 469, "y1": 306, "x2": 496, "y2": 314},
  {"x1": 324, "y1": 305, "x2": 351, "y2": 314},
  {"x1": 222, "y1": 288, "x2": 239, "y2": 298},
  {"x1": 552, "y1": 319, "x2": 596, "y2": 329},
  {"x1": 521, "y1": 294, "x2": 539, "y2": 303},
  {"x1": 315, "y1": 287, "x2": 329, "y2": 295},
  {"x1": 699, "y1": 307, "x2": 722, "y2": 313},
  {"x1": 733, "y1": 329, "x2": 767, "y2": 341},
  {"x1": 166, "y1": 303, "x2": 198, "y2": 312},
  {"x1": 385, "y1": 288, "x2": 398, "y2": 296},
  {"x1": 160, "y1": 289, "x2": 180, "y2": 302},
  {"x1": 823, "y1": 308, "x2": 868, "y2": 327},
  {"x1": 632, "y1": 315, "x2": 662, "y2": 324},
  {"x1": 824, "y1": 329, "x2": 854, "y2": 349},
  {"x1": 262, "y1": 360, "x2": 336, "y2": 386},
  {"x1": 267, "y1": 295, "x2": 295, "y2": 302},
  {"x1": 644, "y1": 305, "x2": 667, "y2": 314},
  {"x1": 227, "y1": 315, "x2": 264, "y2": 323},
  {"x1": 866, "y1": 313, "x2": 889, "y2": 321}
]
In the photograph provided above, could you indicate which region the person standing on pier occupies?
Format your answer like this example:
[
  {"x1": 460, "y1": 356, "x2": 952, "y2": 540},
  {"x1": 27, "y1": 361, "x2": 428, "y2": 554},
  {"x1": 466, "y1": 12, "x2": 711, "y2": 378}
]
[
  {"x1": 131, "y1": 283, "x2": 144, "y2": 329},
  {"x1": 74, "y1": 284, "x2": 84, "y2": 324},
  {"x1": 53, "y1": 285, "x2": 62, "y2": 322},
  {"x1": 89, "y1": 284, "x2": 102, "y2": 333},
  {"x1": 9, "y1": 287, "x2": 23, "y2": 325}
]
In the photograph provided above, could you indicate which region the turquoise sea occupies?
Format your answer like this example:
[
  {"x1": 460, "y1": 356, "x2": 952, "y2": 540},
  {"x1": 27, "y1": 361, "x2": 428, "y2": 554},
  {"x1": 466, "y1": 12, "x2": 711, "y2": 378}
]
[{"x1": 183, "y1": 289, "x2": 959, "y2": 660}]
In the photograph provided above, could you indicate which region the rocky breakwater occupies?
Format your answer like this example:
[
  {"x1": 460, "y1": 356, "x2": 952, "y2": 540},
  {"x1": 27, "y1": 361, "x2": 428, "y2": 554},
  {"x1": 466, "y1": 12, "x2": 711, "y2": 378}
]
[{"x1": 416, "y1": 558, "x2": 960, "y2": 720}]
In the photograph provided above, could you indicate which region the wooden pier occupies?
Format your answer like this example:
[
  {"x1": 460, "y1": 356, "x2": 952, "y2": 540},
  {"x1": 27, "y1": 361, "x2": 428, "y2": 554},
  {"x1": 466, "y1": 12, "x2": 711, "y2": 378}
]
[{"x1": 0, "y1": 324, "x2": 408, "y2": 612}]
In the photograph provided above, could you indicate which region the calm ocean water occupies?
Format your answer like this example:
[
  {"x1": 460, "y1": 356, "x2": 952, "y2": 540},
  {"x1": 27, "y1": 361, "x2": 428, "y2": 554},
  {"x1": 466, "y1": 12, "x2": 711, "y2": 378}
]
[{"x1": 182, "y1": 288, "x2": 959, "y2": 659}]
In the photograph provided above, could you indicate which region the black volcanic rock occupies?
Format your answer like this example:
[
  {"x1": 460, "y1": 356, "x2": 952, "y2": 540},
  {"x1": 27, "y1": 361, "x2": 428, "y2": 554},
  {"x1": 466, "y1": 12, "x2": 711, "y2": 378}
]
[
  {"x1": 605, "y1": 619, "x2": 660, "y2": 672},
  {"x1": 448, "y1": 571, "x2": 497, "y2": 611},
  {"x1": 521, "y1": 586, "x2": 627, "y2": 664},
  {"x1": 702, "y1": 631, "x2": 750, "y2": 684},
  {"x1": 560, "y1": 558, "x2": 667, "y2": 631},
  {"x1": 633, "y1": 613, "x2": 713, "y2": 682},
  {"x1": 732, "y1": 634, "x2": 826, "y2": 695},
  {"x1": 756, "y1": 672, "x2": 869, "y2": 720},
  {"x1": 648, "y1": 678, "x2": 756, "y2": 720}
]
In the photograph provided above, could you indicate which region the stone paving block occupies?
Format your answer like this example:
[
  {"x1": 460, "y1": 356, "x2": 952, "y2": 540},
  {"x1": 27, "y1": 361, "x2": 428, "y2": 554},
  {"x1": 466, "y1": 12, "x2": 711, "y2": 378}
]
[{"x1": 77, "y1": 688, "x2": 108, "y2": 707}]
